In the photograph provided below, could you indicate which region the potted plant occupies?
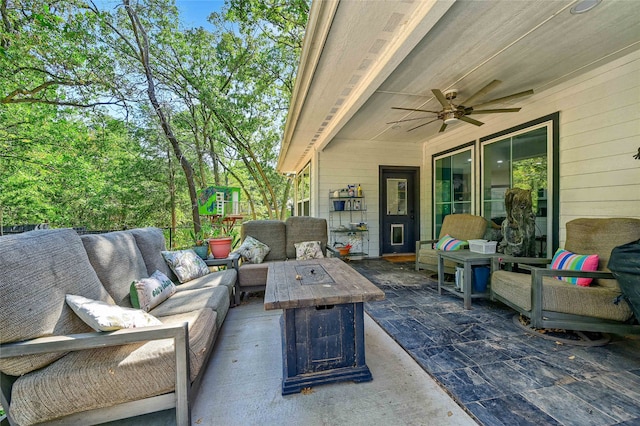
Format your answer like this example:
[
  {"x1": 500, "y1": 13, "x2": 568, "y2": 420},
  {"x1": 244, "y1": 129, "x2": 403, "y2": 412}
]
[
  {"x1": 190, "y1": 229, "x2": 209, "y2": 260},
  {"x1": 206, "y1": 216, "x2": 240, "y2": 259}
]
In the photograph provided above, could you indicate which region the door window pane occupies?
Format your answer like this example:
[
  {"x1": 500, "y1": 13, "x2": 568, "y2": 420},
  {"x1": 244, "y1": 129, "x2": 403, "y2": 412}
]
[{"x1": 386, "y1": 179, "x2": 407, "y2": 215}]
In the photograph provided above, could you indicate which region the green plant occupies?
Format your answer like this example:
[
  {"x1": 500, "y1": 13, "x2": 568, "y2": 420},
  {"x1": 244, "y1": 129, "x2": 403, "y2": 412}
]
[{"x1": 189, "y1": 229, "x2": 207, "y2": 246}]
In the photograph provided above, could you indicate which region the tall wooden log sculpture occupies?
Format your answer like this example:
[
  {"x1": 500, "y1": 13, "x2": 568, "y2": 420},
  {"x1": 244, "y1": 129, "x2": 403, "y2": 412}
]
[{"x1": 499, "y1": 188, "x2": 536, "y2": 257}]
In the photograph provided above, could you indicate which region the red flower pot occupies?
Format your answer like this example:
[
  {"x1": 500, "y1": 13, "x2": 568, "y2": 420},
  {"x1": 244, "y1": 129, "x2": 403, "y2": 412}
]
[{"x1": 208, "y1": 237, "x2": 233, "y2": 259}]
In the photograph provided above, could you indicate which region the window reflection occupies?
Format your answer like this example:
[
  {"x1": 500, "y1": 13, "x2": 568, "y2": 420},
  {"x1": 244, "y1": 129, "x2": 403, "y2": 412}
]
[{"x1": 386, "y1": 178, "x2": 407, "y2": 216}]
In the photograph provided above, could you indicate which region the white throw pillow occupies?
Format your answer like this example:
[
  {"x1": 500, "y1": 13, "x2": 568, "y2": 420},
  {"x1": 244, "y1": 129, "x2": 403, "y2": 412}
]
[
  {"x1": 130, "y1": 270, "x2": 177, "y2": 312},
  {"x1": 294, "y1": 240, "x2": 324, "y2": 260},
  {"x1": 161, "y1": 249, "x2": 210, "y2": 283},
  {"x1": 66, "y1": 294, "x2": 162, "y2": 332},
  {"x1": 235, "y1": 235, "x2": 271, "y2": 264}
]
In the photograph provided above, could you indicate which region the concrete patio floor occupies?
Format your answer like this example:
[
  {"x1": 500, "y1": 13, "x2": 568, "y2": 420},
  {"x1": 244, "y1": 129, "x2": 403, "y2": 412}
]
[
  {"x1": 190, "y1": 296, "x2": 475, "y2": 425},
  {"x1": 110, "y1": 258, "x2": 640, "y2": 426}
]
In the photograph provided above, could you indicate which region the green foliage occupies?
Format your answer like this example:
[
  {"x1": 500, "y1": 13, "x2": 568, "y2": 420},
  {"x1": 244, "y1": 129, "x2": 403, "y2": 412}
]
[
  {"x1": 513, "y1": 156, "x2": 547, "y2": 210},
  {"x1": 0, "y1": 0, "x2": 309, "y2": 230}
]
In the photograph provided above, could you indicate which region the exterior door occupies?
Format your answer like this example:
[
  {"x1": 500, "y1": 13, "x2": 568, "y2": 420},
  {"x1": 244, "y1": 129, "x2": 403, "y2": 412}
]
[{"x1": 380, "y1": 167, "x2": 419, "y2": 255}]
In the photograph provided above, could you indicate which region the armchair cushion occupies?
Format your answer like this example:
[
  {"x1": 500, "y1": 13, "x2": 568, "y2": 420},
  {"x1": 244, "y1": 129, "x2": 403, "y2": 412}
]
[
  {"x1": 550, "y1": 249, "x2": 599, "y2": 286},
  {"x1": 416, "y1": 214, "x2": 488, "y2": 274},
  {"x1": 492, "y1": 269, "x2": 633, "y2": 322}
]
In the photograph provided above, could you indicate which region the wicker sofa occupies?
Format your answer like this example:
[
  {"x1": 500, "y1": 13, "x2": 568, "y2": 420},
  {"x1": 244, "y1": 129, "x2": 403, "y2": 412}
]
[
  {"x1": 415, "y1": 214, "x2": 489, "y2": 275},
  {"x1": 0, "y1": 227, "x2": 237, "y2": 426},
  {"x1": 235, "y1": 216, "x2": 328, "y2": 304}
]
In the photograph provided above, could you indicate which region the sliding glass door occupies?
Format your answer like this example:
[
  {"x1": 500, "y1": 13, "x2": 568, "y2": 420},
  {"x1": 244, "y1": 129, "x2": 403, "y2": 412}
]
[
  {"x1": 482, "y1": 125, "x2": 551, "y2": 257},
  {"x1": 433, "y1": 147, "x2": 473, "y2": 238}
]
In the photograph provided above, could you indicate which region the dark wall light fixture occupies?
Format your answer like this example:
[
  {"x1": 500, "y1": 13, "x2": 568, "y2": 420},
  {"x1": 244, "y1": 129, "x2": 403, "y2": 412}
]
[{"x1": 570, "y1": 0, "x2": 601, "y2": 14}]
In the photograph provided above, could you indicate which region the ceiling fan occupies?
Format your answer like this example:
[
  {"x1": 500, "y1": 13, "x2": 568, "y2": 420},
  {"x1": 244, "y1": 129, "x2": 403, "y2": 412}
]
[{"x1": 388, "y1": 80, "x2": 534, "y2": 132}]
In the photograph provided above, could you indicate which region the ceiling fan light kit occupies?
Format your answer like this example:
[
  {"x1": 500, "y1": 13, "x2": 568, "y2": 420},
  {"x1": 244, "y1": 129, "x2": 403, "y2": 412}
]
[
  {"x1": 390, "y1": 80, "x2": 534, "y2": 133},
  {"x1": 443, "y1": 111, "x2": 459, "y2": 125}
]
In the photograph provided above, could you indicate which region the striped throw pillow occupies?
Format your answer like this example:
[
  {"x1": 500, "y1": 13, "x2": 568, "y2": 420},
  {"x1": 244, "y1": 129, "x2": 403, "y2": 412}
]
[
  {"x1": 435, "y1": 234, "x2": 466, "y2": 251},
  {"x1": 550, "y1": 248, "x2": 599, "y2": 286}
]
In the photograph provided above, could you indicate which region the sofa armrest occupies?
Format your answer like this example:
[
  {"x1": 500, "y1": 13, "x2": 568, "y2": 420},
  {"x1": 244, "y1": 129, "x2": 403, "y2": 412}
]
[{"x1": 0, "y1": 323, "x2": 190, "y2": 426}]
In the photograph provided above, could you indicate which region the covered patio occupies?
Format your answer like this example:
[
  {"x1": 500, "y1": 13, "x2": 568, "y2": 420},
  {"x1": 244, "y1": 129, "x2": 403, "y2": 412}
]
[{"x1": 116, "y1": 258, "x2": 640, "y2": 426}]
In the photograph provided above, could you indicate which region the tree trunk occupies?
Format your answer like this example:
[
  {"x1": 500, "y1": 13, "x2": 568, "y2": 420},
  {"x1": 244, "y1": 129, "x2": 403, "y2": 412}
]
[{"x1": 124, "y1": 1, "x2": 201, "y2": 233}]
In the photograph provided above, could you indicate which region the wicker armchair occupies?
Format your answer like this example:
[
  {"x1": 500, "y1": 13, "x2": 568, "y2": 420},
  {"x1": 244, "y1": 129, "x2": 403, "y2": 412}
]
[
  {"x1": 415, "y1": 214, "x2": 488, "y2": 274},
  {"x1": 491, "y1": 218, "x2": 640, "y2": 335}
]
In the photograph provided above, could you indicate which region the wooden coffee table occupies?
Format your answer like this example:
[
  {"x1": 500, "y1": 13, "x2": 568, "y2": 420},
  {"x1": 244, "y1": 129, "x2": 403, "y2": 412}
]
[{"x1": 264, "y1": 258, "x2": 385, "y2": 395}]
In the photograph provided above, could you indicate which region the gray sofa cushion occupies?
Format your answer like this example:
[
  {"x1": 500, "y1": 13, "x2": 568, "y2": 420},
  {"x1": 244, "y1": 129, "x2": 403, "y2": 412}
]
[
  {"x1": 285, "y1": 216, "x2": 328, "y2": 259},
  {"x1": 238, "y1": 262, "x2": 269, "y2": 287},
  {"x1": 241, "y1": 220, "x2": 287, "y2": 261},
  {"x1": 9, "y1": 308, "x2": 217, "y2": 426},
  {"x1": 126, "y1": 227, "x2": 178, "y2": 282},
  {"x1": 81, "y1": 232, "x2": 149, "y2": 307},
  {"x1": 0, "y1": 229, "x2": 114, "y2": 376},
  {"x1": 150, "y1": 286, "x2": 230, "y2": 329},
  {"x1": 174, "y1": 268, "x2": 237, "y2": 298}
]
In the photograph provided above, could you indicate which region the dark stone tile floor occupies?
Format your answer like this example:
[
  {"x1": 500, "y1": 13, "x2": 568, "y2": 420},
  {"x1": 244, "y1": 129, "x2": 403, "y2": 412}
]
[{"x1": 352, "y1": 259, "x2": 640, "y2": 426}]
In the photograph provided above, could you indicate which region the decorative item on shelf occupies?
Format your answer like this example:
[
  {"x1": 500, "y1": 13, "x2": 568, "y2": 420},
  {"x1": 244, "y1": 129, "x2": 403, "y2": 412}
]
[
  {"x1": 357, "y1": 183, "x2": 362, "y2": 197},
  {"x1": 337, "y1": 243, "x2": 352, "y2": 256},
  {"x1": 333, "y1": 200, "x2": 346, "y2": 211}
]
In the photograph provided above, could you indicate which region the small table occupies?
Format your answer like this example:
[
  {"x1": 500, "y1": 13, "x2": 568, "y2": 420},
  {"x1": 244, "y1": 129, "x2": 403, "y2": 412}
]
[
  {"x1": 438, "y1": 250, "x2": 496, "y2": 310},
  {"x1": 264, "y1": 258, "x2": 385, "y2": 395},
  {"x1": 204, "y1": 251, "x2": 241, "y2": 271},
  {"x1": 205, "y1": 253, "x2": 241, "y2": 305}
]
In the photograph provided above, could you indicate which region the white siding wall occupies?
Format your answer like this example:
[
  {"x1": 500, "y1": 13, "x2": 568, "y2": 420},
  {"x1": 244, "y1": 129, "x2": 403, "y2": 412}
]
[
  {"x1": 315, "y1": 139, "x2": 422, "y2": 257},
  {"x1": 421, "y1": 49, "x2": 640, "y2": 247},
  {"x1": 309, "y1": 50, "x2": 639, "y2": 255}
]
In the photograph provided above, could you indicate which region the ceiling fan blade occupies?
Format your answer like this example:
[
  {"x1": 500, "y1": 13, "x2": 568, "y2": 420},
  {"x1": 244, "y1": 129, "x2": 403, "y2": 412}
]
[
  {"x1": 467, "y1": 108, "x2": 521, "y2": 114},
  {"x1": 391, "y1": 106, "x2": 440, "y2": 114},
  {"x1": 461, "y1": 79, "x2": 501, "y2": 106},
  {"x1": 407, "y1": 118, "x2": 440, "y2": 132},
  {"x1": 439, "y1": 123, "x2": 447, "y2": 133},
  {"x1": 459, "y1": 116, "x2": 484, "y2": 126},
  {"x1": 472, "y1": 89, "x2": 534, "y2": 108},
  {"x1": 432, "y1": 89, "x2": 449, "y2": 108},
  {"x1": 386, "y1": 116, "x2": 434, "y2": 125}
]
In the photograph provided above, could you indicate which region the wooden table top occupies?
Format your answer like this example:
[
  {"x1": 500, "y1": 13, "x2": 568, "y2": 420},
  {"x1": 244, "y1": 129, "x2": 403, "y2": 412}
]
[{"x1": 264, "y1": 258, "x2": 385, "y2": 310}]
